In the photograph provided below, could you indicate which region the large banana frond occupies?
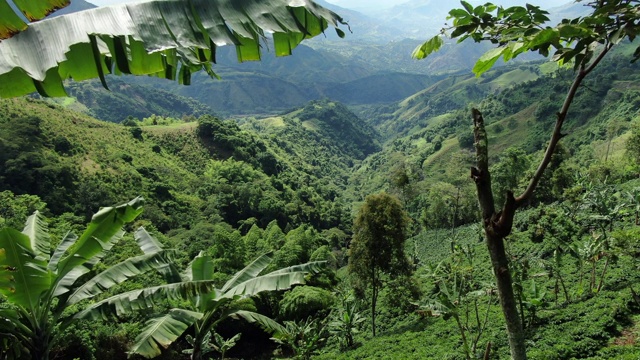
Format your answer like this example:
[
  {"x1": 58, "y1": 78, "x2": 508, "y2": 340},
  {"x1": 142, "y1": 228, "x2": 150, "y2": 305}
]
[
  {"x1": 21, "y1": 210, "x2": 50, "y2": 262},
  {"x1": 0, "y1": 0, "x2": 70, "y2": 39},
  {"x1": 222, "y1": 261, "x2": 325, "y2": 299},
  {"x1": 73, "y1": 280, "x2": 221, "y2": 321},
  {"x1": 221, "y1": 252, "x2": 272, "y2": 292},
  {"x1": 52, "y1": 229, "x2": 125, "y2": 297},
  {"x1": 135, "y1": 227, "x2": 181, "y2": 283},
  {"x1": 267, "y1": 261, "x2": 326, "y2": 275},
  {"x1": 190, "y1": 253, "x2": 215, "y2": 282},
  {"x1": 187, "y1": 253, "x2": 217, "y2": 311},
  {"x1": 222, "y1": 272, "x2": 306, "y2": 299},
  {"x1": 128, "y1": 308, "x2": 202, "y2": 359},
  {"x1": 135, "y1": 227, "x2": 164, "y2": 254},
  {"x1": 0, "y1": 0, "x2": 346, "y2": 98},
  {"x1": 0, "y1": 228, "x2": 51, "y2": 312},
  {"x1": 228, "y1": 310, "x2": 286, "y2": 336},
  {"x1": 48, "y1": 231, "x2": 77, "y2": 271},
  {"x1": 55, "y1": 197, "x2": 143, "y2": 283},
  {"x1": 0, "y1": 308, "x2": 33, "y2": 342},
  {"x1": 65, "y1": 250, "x2": 178, "y2": 306}
]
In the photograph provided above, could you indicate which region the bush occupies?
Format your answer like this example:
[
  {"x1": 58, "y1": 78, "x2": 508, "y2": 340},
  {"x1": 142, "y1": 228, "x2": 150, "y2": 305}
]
[
  {"x1": 279, "y1": 286, "x2": 335, "y2": 321},
  {"x1": 457, "y1": 130, "x2": 474, "y2": 150}
]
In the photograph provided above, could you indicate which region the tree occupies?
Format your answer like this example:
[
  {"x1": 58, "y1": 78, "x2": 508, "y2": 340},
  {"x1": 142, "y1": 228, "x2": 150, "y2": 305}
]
[
  {"x1": 0, "y1": 0, "x2": 346, "y2": 98},
  {"x1": 414, "y1": 1, "x2": 640, "y2": 359},
  {"x1": 348, "y1": 192, "x2": 410, "y2": 336},
  {"x1": 0, "y1": 198, "x2": 178, "y2": 360},
  {"x1": 76, "y1": 251, "x2": 325, "y2": 360}
]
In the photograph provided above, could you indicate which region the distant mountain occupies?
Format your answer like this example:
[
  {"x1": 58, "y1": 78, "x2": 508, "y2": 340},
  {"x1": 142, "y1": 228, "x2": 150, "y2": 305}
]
[
  {"x1": 326, "y1": 72, "x2": 439, "y2": 105},
  {"x1": 213, "y1": 44, "x2": 372, "y2": 84},
  {"x1": 313, "y1": 0, "x2": 411, "y2": 42},
  {"x1": 47, "y1": 0, "x2": 96, "y2": 17},
  {"x1": 59, "y1": 77, "x2": 214, "y2": 122},
  {"x1": 365, "y1": 63, "x2": 542, "y2": 138}
]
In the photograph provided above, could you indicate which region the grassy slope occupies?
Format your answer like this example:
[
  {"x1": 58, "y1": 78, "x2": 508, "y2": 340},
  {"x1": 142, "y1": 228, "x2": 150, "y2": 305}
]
[{"x1": 1, "y1": 98, "x2": 197, "y2": 182}]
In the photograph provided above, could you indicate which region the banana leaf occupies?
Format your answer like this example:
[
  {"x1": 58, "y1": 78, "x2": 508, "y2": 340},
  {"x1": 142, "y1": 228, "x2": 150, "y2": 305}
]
[{"x1": 0, "y1": 0, "x2": 346, "y2": 98}]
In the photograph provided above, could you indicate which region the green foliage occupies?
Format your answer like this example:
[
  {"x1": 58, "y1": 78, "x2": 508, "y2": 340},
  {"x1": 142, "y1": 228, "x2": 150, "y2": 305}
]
[
  {"x1": 62, "y1": 78, "x2": 214, "y2": 123},
  {"x1": 183, "y1": 331, "x2": 241, "y2": 360},
  {"x1": 0, "y1": 198, "x2": 181, "y2": 360},
  {"x1": 415, "y1": 0, "x2": 640, "y2": 76},
  {"x1": 101, "y1": 250, "x2": 327, "y2": 359},
  {"x1": 328, "y1": 294, "x2": 366, "y2": 350},
  {"x1": 272, "y1": 317, "x2": 328, "y2": 360},
  {"x1": 625, "y1": 120, "x2": 640, "y2": 165},
  {"x1": 420, "y1": 242, "x2": 493, "y2": 360},
  {"x1": 296, "y1": 100, "x2": 382, "y2": 159},
  {"x1": 349, "y1": 192, "x2": 411, "y2": 336},
  {"x1": 0, "y1": 0, "x2": 345, "y2": 98},
  {"x1": 279, "y1": 286, "x2": 335, "y2": 321},
  {"x1": 491, "y1": 147, "x2": 530, "y2": 201},
  {"x1": 0, "y1": 190, "x2": 46, "y2": 229}
]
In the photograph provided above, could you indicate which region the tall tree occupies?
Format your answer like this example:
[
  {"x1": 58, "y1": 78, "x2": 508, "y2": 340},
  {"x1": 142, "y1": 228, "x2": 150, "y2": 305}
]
[
  {"x1": 414, "y1": 1, "x2": 640, "y2": 359},
  {"x1": 349, "y1": 192, "x2": 410, "y2": 336},
  {"x1": 0, "y1": 0, "x2": 346, "y2": 98}
]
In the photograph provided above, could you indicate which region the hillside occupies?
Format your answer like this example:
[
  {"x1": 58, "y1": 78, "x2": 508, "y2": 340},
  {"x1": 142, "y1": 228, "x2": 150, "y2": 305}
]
[
  {"x1": 240, "y1": 99, "x2": 381, "y2": 165},
  {"x1": 52, "y1": 77, "x2": 215, "y2": 122},
  {"x1": 356, "y1": 63, "x2": 542, "y2": 139},
  {"x1": 347, "y1": 53, "x2": 640, "y2": 214},
  {"x1": 0, "y1": 97, "x2": 371, "y2": 233}
]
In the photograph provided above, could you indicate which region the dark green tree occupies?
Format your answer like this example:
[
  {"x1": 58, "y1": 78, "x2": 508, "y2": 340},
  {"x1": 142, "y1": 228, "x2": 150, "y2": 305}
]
[{"x1": 348, "y1": 192, "x2": 410, "y2": 336}]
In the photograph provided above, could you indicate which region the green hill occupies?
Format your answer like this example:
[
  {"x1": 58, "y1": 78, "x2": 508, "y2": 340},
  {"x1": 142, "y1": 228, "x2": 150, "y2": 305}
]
[
  {"x1": 49, "y1": 77, "x2": 215, "y2": 123},
  {"x1": 347, "y1": 54, "x2": 640, "y2": 221},
  {"x1": 0, "y1": 97, "x2": 364, "y2": 234}
]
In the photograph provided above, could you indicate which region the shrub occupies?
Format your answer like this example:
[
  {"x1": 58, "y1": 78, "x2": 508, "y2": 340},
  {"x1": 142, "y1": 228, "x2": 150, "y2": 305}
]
[{"x1": 279, "y1": 286, "x2": 335, "y2": 321}]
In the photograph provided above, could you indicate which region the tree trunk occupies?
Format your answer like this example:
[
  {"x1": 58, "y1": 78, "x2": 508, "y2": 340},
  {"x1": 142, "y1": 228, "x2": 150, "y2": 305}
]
[
  {"x1": 191, "y1": 347, "x2": 203, "y2": 360},
  {"x1": 486, "y1": 232, "x2": 527, "y2": 360},
  {"x1": 596, "y1": 256, "x2": 610, "y2": 293},
  {"x1": 471, "y1": 109, "x2": 527, "y2": 360},
  {"x1": 558, "y1": 272, "x2": 570, "y2": 303},
  {"x1": 371, "y1": 267, "x2": 378, "y2": 337},
  {"x1": 454, "y1": 314, "x2": 471, "y2": 360}
]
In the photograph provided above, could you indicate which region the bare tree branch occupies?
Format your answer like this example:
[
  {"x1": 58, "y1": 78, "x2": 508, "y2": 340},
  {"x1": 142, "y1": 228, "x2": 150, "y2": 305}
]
[{"x1": 516, "y1": 43, "x2": 613, "y2": 205}]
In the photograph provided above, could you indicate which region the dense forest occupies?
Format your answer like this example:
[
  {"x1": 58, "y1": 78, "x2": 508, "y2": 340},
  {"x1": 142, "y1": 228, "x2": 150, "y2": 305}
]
[{"x1": 4, "y1": 1, "x2": 640, "y2": 360}]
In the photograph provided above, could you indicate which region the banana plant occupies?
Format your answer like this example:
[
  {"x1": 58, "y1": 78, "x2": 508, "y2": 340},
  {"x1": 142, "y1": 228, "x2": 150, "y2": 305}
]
[
  {"x1": 272, "y1": 317, "x2": 328, "y2": 360},
  {"x1": 0, "y1": 197, "x2": 180, "y2": 360},
  {"x1": 0, "y1": 0, "x2": 346, "y2": 98},
  {"x1": 183, "y1": 331, "x2": 241, "y2": 360},
  {"x1": 328, "y1": 295, "x2": 365, "y2": 350},
  {"x1": 74, "y1": 249, "x2": 325, "y2": 359}
]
